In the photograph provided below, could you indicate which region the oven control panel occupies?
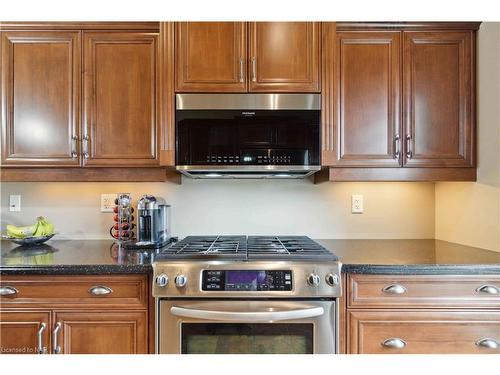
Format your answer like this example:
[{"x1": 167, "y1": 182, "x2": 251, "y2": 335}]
[{"x1": 202, "y1": 270, "x2": 293, "y2": 291}]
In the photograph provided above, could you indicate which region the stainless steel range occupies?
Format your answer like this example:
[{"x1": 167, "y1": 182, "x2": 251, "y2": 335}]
[{"x1": 152, "y1": 236, "x2": 342, "y2": 354}]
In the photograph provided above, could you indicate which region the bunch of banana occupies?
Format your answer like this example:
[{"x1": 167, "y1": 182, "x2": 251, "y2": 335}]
[{"x1": 6, "y1": 217, "x2": 55, "y2": 238}]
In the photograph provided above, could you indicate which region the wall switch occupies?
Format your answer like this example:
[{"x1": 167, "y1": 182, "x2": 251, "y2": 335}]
[
  {"x1": 351, "y1": 194, "x2": 363, "y2": 214},
  {"x1": 9, "y1": 195, "x2": 21, "y2": 212},
  {"x1": 101, "y1": 194, "x2": 117, "y2": 213}
]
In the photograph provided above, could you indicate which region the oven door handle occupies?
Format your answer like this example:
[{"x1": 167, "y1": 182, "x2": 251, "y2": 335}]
[{"x1": 170, "y1": 305, "x2": 324, "y2": 322}]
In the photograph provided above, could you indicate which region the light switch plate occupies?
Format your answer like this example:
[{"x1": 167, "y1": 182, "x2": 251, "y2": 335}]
[
  {"x1": 9, "y1": 195, "x2": 21, "y2": 212},
  {"x1": 351, "y1": 194, "x2": 363, "y2": 214},
  {"x1": 101, "y1": 194, "x2": 117, "y2": 213}
]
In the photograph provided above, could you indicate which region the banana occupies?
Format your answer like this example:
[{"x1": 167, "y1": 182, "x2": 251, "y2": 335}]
[
  {"x1": 6, "y1": 223, "x2": 38, "y2": 238},
  {"x1": 6, "y1": 217, "x2": 55, "y2": 238}
]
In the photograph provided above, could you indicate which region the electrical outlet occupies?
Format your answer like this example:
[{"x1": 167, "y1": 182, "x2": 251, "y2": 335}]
[
  {"x1": 101, "y1": 194, "x2": 117, "y2": 213},
  {"x1": 351, "y1": 194, "x2": 363, "y2": 214},
  {"x1": 9, "y1": 195, "x2": 21, "y2": 212}
]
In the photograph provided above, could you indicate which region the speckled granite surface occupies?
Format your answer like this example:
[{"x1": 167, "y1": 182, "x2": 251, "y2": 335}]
[{"x1": 1, "y1": 238, "x2": 499, "y2": 275}]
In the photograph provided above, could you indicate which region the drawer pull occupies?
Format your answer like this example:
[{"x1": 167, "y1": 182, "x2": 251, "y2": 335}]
[
  {"x1": 0, "y1": 286, "x2": 18, "y2": 296},
  {"x1": 37, "y1": 322, "x2": 47, "y2": 354},
  {"x1": 382, "y1": 284, "x2": 407, "y2": 295},
  {"x1": 476, "y1": 338, "x2": 499, "y2": 349},
  {"x1": 382, "y1": 338, "x2": 406, "y2": 349},
  {"x1": 88, "y1": 285, "x2": 113, "y2": 296},
  {"x1": 476, "y1": 285, "x2": 499, "y2": 295}
]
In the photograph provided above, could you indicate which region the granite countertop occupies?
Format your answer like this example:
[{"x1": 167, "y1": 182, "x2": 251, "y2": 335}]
[{"x1": 1, "y1": 239, "x2": 499, "y2": 275}]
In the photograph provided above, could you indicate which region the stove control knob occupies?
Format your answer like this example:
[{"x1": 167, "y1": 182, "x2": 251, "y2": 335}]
[
  {"x1": 326, "y1": 273, "x2": 339, "y2": 286},
  {"x1": 175, "y1": 274, "x2": 188, "y2": 288},
  {"x1": 155, "y1": 274, "x2": 169, "y2": 287},
  {"x1": 307, "y1": 273, "x2": 321, "y2": 287}
]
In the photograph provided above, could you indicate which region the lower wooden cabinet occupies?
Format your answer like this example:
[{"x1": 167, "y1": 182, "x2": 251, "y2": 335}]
[
  {"x1": 348, "y1": 310, "x2": 500, "y2": 354},
  {"x1": 53, "y1": 310, "x2": 148, "y2": 354},
  {"x1": 0, "y1": 310, "x2": 50, "y2": 354}
]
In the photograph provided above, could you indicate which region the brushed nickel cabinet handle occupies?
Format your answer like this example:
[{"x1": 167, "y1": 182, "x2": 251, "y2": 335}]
[
  {"x1": 88, "y1": 285, "x2": 113, "y2": 295},
  {"x1": 71, "y1": 135, "x2": 78, "y2": 158},
  {"x1": 251, "y1": 57, "x2": 257, "y2": 82},
  {"x1": 382, "y1": 284, "x2": 407, "y2": 295},
  {"x1": 406, "y1": 134, "x2": 412, "y2": 159},
  {"x1": 382, "y1": 338, "x2": 406, "y2": 349},
  {"x1": 0, "y1": 286, "x2": 18, "y2": 296},
  {"x1": 82, "y1": 135, "x2": 89, "y2": 159},
  {"x1": 52, "y1": 322, "x2": 62, "y2": 354},
  {"x1": 37, "y1": 323, "x2": 47, "y2": 354},
  {"x1": 476, "y1": 285, "x2": 499, "y2": 295},
  {"x1": 394, "y1": 134, "x2": 401, "y2": 160},
  {"x1": 239, "y1": 57, "x2": 244, "y2": 83},
  {"x1": 476, "y1": 338, "x2": 499, "y2": 349}
]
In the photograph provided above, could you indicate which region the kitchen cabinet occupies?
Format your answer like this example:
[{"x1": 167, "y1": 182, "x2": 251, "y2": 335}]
[
  {"x1": 175, "y1": 22, "x2": 247, "y2": 92},
  {"x1": 332, "y1": 31, "x2": 401, "y2": 167},
  {"x1": 1, "y1": 31, "x2": 81, "y2": 167},
  {"x1": 0, "y1": 274, "x2": 152, "y2": 354},
  {"x1": 52, "y1": 310, "x2": 148, "y2": 354},
  {"x1": 403, "y1": 31, "x2": 475, "y2": 167},
  {"x1": 346, "y1": 274, "x2": 500, "y2": 354},
  {"x1": 83, "y1": 32, "x2": 159, "y2": 166},
  {"x1": 249, "y1": 22, "x2": 320, "y2": 92},
  {"x1": 0, "y1": 311, "x2": 51, "y2": 354},
  {"x1": 322, "y1": 22, "x2": 479, "y2": 181},
  {"x1": 175, "y1": 22, "x2": 320, "y2": 93}
]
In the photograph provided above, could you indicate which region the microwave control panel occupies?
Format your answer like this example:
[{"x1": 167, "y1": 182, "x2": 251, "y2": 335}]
[{"x1": 202, "y1": 270, "x2": 293, "y2": 291}]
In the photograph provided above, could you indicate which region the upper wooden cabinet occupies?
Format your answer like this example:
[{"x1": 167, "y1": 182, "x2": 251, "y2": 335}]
[
  {"x1": 175, "y1": 22, "x2": 247, "y2": 92},
  {"x1": 1, "y1": 31, "x2": 81, "y2": 167},
  {"x1": 175, "y1": 22, "x2": 320, "y2": 93},
  {"x1": 403, "y1": 31, "x2": 475, "y2": 167},
  {"x1": 249, "y1": 22, "x2": 320, "y2": 92},
  {"x1": 83, "y1": 32, "x2": 159, "y2": 166},
  {"x1": 332, "y1": 31, "x2": 401, "y2": 167}
]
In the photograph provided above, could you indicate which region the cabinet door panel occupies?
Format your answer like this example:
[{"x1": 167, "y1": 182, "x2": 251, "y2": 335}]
[
  {"x1": 83, "y1": 32, "x2": 158, "y2": 166},
  {"x1": 249, "y1": 22, "x2": 320, "y2": 92},
  {"x1": 53, "y1": 310, "x2": 148, "y2": 354},
  {"x1": 333, "y1": 31, "x2": 401, "y2": 166},
  {"x1": 403, "y1": 31, "x2": 474, "y2": 167},
  {"x1": 1, "y1": 31, "x2": 80, "y2": 166},
  {"x1": 349, "y1": 310, "x2": 500, "y2": 354},
  {"x1": 176, "y1": 22, "x2": 247, "y2": 92},
  {"x1": 0, "y1": 310, "x2": 50, "y2": 354}
]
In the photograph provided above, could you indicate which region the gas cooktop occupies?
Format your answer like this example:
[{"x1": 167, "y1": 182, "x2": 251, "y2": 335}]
[{"x1": 156, "y1": 235, "x2": 338, "y2": 261}]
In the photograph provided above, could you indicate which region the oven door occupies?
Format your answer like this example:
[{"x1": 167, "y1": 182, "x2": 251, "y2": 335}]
[{"x1": 157, "y1": 299, "x2": 336, "y2": 354}]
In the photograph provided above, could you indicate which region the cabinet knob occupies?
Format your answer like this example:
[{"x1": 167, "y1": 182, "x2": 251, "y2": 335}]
[
  {"x1": 0, "y1": 286, "x2": 18, "y2": 296},
  {"x1": 476, "y1": 338, "x2": 499, "y2": 349},
  {"x1": 382, "y1": 284, "x2": 407, "y2": 295},
  {"x1": 476, "y1": 285, "x2": 499, "y2": 295},
  {"x1": 88, "y1": 285, "x2": 113, "y2": 296},
  {"x1": 382, "y1": 338, "x2": 406, "y2": 349}
]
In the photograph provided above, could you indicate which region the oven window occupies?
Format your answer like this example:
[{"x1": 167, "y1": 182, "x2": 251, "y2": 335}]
[{"x1": 181, "y1": 323, "x2": 313, "y2": 354}]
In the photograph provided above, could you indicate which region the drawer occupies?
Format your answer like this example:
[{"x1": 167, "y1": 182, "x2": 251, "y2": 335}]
[
  {"x1": 348, "y1": 310, "x2": 500, "y2": 354},
  {"x1": 0, "y1": 275, "x2": 148, "y2": 308},
  {"x1": 348, "y1": 274, "x2": 500, "y2": 308}
]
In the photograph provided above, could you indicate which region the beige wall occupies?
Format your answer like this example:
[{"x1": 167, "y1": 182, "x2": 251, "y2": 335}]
[
  {"x1": 0, "y1": 180, "x2": 435, "y2": 240},
  {"x1": 435, "y1": 22, "x2": 500, "y2": 252}
]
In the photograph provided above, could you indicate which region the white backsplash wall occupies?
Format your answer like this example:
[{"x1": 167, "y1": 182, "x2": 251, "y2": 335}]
[{"x1": 0, "y1": 179, "x2": 435, "y2": 240}]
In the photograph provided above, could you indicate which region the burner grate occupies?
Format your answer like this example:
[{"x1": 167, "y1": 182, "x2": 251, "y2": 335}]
[{"x1": 160, "y1": 235, "x2": 247, "y2": 259}]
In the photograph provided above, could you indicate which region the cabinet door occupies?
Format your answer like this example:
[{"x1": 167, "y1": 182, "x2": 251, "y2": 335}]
[
  {"x1": 0, "y1": 310, "x2": 50, "y2": 354},
  {"x1": 53, "y1": 310, "x2": 148, "y2": 354},
  {"x1": 175, "y1": 22, "x2": 247, "y2": 92},
  {"x1": 333, "y1": 31, "x2": 401, "y2": 166},
  {"x1": 348, "y1": 310, "x2": 500, "y2": 354},
  {"x1": 83, "y1": 32, "x2": 159, "y2": 166},
  {"x1": 403, "y1": 31, "x2": 475, "y2": 167},
  {"x1": 1, "y1": 31, "x2": 81, "y2": 166},
  {"x1": 249, "y1": 22, "x2": 320, "y2": 92}
]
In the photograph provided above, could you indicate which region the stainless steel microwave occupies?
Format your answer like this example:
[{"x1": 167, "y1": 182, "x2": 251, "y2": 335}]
[{"x1": 175, "y1": 93, "x2": 321, "y2": 178}]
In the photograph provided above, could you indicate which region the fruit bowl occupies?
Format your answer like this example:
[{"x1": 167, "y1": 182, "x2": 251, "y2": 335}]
[{"x1": 2, "y1": 233, "x2": 56, "y2": 246}]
